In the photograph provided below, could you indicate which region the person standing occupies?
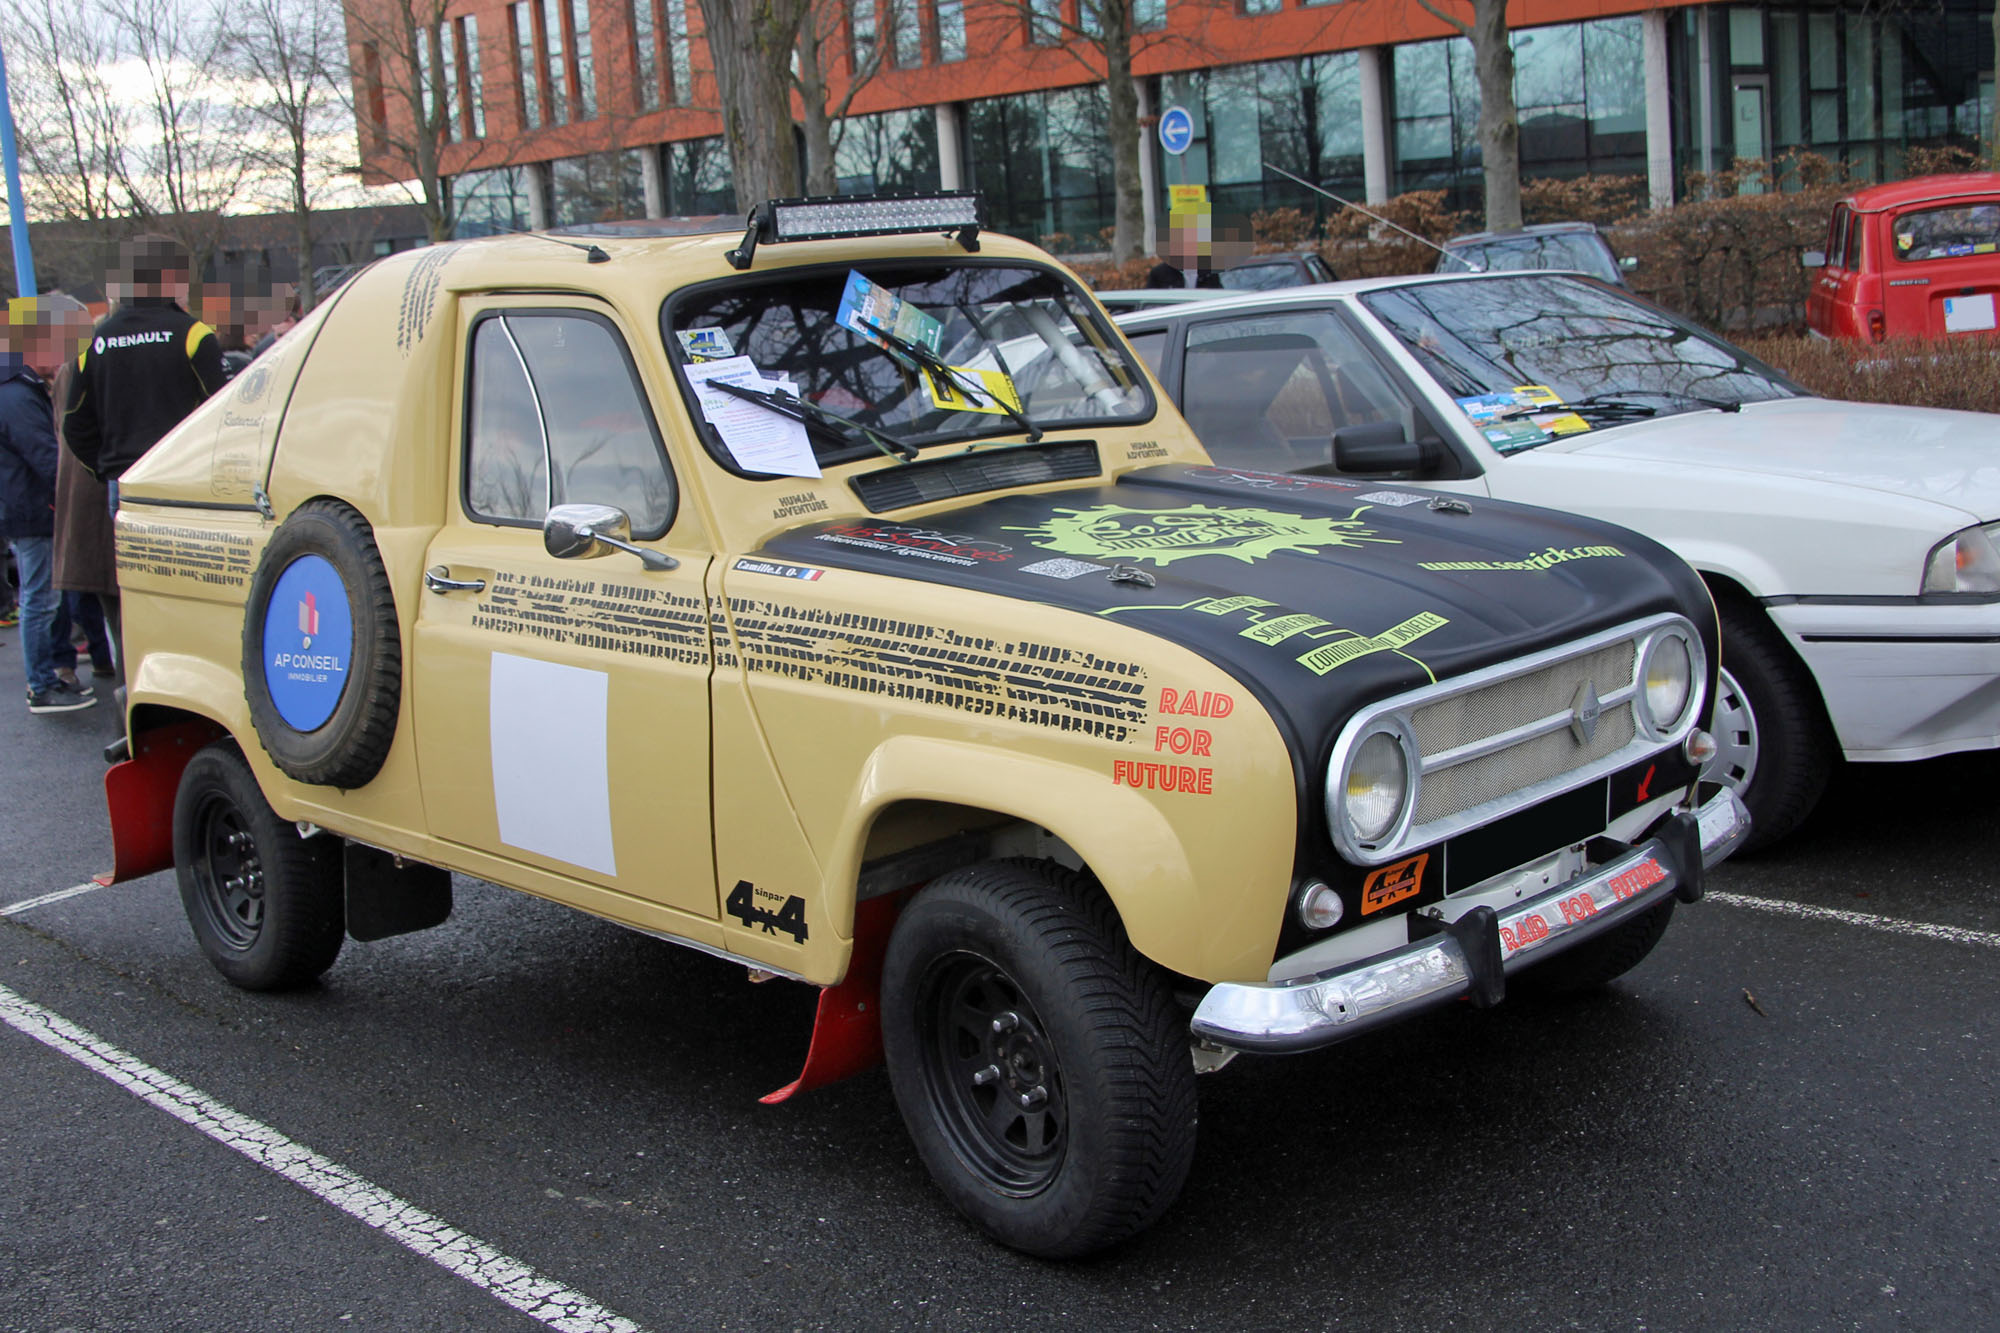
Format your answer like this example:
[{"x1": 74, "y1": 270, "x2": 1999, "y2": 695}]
[
  {"x1": 44, "y1": 295, "x2": 117, "y2": 687},
  {"x1": 1, "y1": 298, "x2": 98, "y2": 713},
  {"x1": 61, "y1": 235, "x2": 227, "y2": 674}
]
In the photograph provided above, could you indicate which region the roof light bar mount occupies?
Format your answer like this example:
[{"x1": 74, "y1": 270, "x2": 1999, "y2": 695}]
[{"x1": 726, "y1": 191, "x2": 985, "y2": 269}]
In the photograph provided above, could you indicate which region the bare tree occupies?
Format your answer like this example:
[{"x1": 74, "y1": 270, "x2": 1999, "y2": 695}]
[
  {"x1": 105, "y1": 0, "x2": 255, "y2": 298},
  {"x1": 793, "y1": 0, "x2": 905, "y2": 195},
  {"x1": 9, "y1": 0, "x2": 132, "y2": 225},
  {"x1": 694, "y1": 0, "x2": 813, "y2": 207},
  {"x1": 340, "y1": 0, "x2": 465, "y2": 242},
  {"x1": 1405, "y1": 0, "x2": 1521, "y2": 230},
  {"x1": 223, "y1": 0, "x2": 351, "y2": 310}
]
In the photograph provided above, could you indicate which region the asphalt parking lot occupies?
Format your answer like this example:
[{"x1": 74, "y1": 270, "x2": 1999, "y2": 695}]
[{"x1": 2, "y1": 640, "x2": 1996, "y2": 1332}]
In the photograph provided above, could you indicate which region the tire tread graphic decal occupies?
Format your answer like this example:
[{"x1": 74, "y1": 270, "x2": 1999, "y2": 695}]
[
  {"x1": 471, "y1": 572, "x2": 709, "y2": 663},
  {"x1": 727, "y1": 599, "x2": 1148, "y2": 742},
  {"x1": 117, "y1": 522, "x2": 256, "y2": 588}
]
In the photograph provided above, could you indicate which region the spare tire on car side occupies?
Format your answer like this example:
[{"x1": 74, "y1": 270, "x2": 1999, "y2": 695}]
[{"x1": 241, "y1": 498, "x2": 402, "y2": 789}]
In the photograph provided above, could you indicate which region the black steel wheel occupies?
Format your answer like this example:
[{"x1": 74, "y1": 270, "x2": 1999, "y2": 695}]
[
  {"x1": 881, "y1": 860, "x2": 1197, "y2": 1258},
  {"x1": 173, "y1": 742, "x2": 345, "y2": 990},
  {"x1": 916, "y1": 953, "x2": 1068, "y2": 1197}
]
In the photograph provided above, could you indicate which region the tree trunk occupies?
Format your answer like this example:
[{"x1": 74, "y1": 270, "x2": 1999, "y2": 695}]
[
  {"x1": 796, "y1": 16, "x2": 837, "y2": 194},
  {"x1": 698, "y1": 0, "x2": 811, "y2": 210},
  {"x1": 1104, "y1": 9, "x2": 1145, "y2": 261},
  {"x1": 1469, "y1": 0, "x2": 1521, "y2": 231}
]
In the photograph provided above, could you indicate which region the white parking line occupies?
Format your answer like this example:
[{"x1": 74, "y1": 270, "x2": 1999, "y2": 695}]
[
  {"x1": 1, "y1": 883, "x2": 105, "y2": 916},
  {"x1": 0, "y1": 981, "x2": 645, "y2": 1333},
  {"x1": 1710, "y1": 891, "x2": 2000, "y2": 949}
]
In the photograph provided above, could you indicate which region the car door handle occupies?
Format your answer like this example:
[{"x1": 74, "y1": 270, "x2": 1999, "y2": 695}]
[{"x1": 424, "y1": 565, "x2": 487, "y2": 595}]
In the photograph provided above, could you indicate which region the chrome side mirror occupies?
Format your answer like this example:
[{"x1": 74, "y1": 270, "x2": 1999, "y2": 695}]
[{"x1": 543, "y1": 503, "x2": 676, "y2": 571}]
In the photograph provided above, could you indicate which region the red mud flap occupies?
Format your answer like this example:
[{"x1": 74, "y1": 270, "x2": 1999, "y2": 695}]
[
  {"x1": 761, "y1": 893, "x2": 903, "y2": 1105},
  {"x1": 100, "y1": 720, "x2": 225, "y2": 885}
]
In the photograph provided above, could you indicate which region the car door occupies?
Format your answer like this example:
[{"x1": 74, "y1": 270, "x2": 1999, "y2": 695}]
[
  {"x1": 1807, "y1": 205, "x2": 1848, "y2": 335},
  {"x1": 1169, "y1": 306, "x2": 1482, "y2": 486},
  {"x1": 411, "y1": 296, "x2": 718, "y2": 920}
]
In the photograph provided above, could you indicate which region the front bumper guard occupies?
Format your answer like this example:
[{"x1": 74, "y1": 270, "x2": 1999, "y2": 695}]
[{"x1": 1190, "y1": 788, "x2": 1750, "y2": 1054}]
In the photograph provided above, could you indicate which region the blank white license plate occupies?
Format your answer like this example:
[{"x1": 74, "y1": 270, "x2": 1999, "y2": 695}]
[{"x1": 1943, "y1": 293, "x2": 1997, "y2": 333}]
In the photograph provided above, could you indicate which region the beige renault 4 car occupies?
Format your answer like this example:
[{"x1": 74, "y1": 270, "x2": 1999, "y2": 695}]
[{"x1": 101, "y1": 195, "x2": 1746, "y2": 1257}]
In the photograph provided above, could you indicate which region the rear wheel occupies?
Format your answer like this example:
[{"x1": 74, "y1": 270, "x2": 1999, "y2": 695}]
[
  {"x1": 1708, "y1": 599, "x2": 1835, "y2": 853},
  {"x1": 174, "y1": 743, "x2": 344, "y2": 990},
  {"x1": 880, "y1": 860, "x2": 1197, "y2": 1258}
]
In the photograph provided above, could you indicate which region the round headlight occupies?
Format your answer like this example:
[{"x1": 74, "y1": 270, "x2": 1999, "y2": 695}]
[
  {"x1": 1640, "y1": 633, "x2": 1693, "y2": 732},
  {"x1": 1343, "y1": 730, "x2": 1410, "y2": 845}
]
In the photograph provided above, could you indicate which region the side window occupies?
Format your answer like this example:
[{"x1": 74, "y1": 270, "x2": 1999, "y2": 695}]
[
  {"x1": 465, "y1": 311, "x2": 677, "y2": 538},
  {"x1": 1827, "y1": 206, "x2": 1850, "y2": 271},
  {"x1": 1183, "y1": 310, "x2": 1412, "y2": 474},
  {"x1": 1843, "y1": 212, "x2": 1864, "y2": 270},
  {"x1": 1124, "y1": 329, "x2": 1168, "y2": 376}
]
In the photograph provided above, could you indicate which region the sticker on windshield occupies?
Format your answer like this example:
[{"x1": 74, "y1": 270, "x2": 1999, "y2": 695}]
[
  {"x1": 924, "y1": 365, "x2": 1021, "y2": 416},
  {"x1": 677, "y1": 326, "x2": 735, "y2": 360},
  {"x1": 837, "y1": 270, "x2": 943, "y2": 366},
  {"x1": 1511, "y1": 384, "x2": 1564, "y2": 409},
  {"x1": 1482, "y1": 420, "x2": 1552, "y2": 453},
  {"x1": 1533, "y1": 412, "x2": 1591, "y2": 436},
  {"x1": 1009, "y1": 503, "x2": 1396, "y2": 567},
  {"x1": 1455, "y1": 392, "x2": 1522, "y2": 423}
]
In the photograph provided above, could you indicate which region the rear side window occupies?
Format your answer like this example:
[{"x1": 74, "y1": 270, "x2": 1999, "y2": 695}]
[
  {"x1": 1843, "y1": 213, "x2": 1864, "y2": 270},
  {"x1": 1827, "y1": 206, "x2": 1849, "y2": 268},
  {"x1": 463, "y1": 310, "x2": 676, "y2": 537},
  {"x1": 1125, "y1": 329, "x2": 1168, "y2": 375},
  {"x1": 1892, "y1": 203, "x2": 2000, "y2": 262}
]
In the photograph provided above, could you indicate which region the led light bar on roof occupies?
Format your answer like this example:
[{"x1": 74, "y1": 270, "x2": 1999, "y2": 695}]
[{"x1": 726, "y1": 192, "x2": 984, "y2": 269}]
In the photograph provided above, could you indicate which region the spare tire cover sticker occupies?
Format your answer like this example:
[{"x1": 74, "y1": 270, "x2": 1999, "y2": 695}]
[{"x1": 261, "y1": 554, "x2": 355, "y2": 732}]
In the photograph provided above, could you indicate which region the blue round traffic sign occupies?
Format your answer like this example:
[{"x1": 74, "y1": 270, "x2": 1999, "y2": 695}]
[
  {"x1": 1159, "y1": 106, "x2": 1194, "y2": 156},
  {"x1": 261, "y1": 554, "x2": 354, "y2": 732}
]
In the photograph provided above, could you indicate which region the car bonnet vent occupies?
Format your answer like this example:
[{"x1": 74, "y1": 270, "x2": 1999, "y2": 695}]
[{"x1": 849, "y1": 441, "x2": 1100, "y2": 513}]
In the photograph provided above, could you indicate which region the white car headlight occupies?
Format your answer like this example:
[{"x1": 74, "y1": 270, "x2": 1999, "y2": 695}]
[
  {"x1": 1923, "y1": 523, "x2": 2000, "y2": 594},
  {"x1": 1637, "y1": 630, "x2": 1694, "y2": 734},
  {"x1": 1334, "y1": 727, "x2": 1414, "y2": 848}
]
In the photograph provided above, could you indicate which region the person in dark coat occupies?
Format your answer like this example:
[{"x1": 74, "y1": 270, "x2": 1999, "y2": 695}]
[
  {"x1": 44, "y1": 296, "x2": 116, "y2": 685},
  {"x1": 1146, "y1": 209, "x2": 1224, "y2": 290},
  {"x1": 2, "y1": 298, "x2": 98, "y2": 713}
]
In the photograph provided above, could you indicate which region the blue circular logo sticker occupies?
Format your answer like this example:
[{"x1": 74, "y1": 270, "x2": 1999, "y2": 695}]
[
  {"x1": 262, "y1": 554, "x2": 354, "y2": 732},
  {"x1": 1158, "y1": 106, "x2": 1195, "y2": 156}
]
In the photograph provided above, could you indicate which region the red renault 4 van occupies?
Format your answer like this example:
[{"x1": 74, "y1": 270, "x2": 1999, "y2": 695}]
[{"x1": 1804, "y1": 173, "x2": 2000, "y2": 341}]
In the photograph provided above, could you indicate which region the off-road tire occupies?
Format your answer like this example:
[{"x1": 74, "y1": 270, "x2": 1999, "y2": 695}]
[
  {"x1": 1713, "y1": 598, "x2": 1834, "y2": 853},
  {"x1": 174, "y1": 742, "x2": 344, "y2": 990},
  {"x1": 1511, "y1": 898, "x2": 1675, "y2": 995},
  {"x1": 242, "y1": 498, "x2": 401, "y2": 789},
  {"x1": 880, "y1": 860, "x2": 1198, "y2": 1258}
]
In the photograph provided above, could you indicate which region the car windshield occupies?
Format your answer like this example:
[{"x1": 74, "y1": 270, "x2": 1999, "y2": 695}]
[
  {"x1": 1222, "y1": 261, "x2": 1302, "y2": 291},
  {"x1": 1361, "y1": 275, "x2": 1801, "y2": 448},
  {"x1": 1892, "y1": 202, "x2": 2000, "y2": 262},
  {"x1": 665, "y1": 261, "x2": 1151, "y2": 470},
  {"x1": 1440, "y1": 232, "x2": 1621, "y2": 284}
]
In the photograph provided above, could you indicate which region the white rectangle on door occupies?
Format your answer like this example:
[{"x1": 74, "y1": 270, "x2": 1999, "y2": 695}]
[
  {"x1": 489, "y1": 652, "x2": 617, "y2": 876},
  {"x1": 1943, "y1": 293, "x2": 1997, "y2": 333}
]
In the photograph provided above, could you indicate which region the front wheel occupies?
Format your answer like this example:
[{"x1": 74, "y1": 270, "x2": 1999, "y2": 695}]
[
  {"x1": 1707, "y1": 600, "x2": 1835, "y2": 853},
  {"x1": 174, "y1": 742, "x2": 345, "y2": 990},
  {"x1": 880, "y1": 860, "x2": 1197, "y2": 1258}
]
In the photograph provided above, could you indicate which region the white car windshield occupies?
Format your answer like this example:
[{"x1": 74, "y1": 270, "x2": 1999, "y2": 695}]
[{"x1": 1362, "y1": 275, "x2": 1802, "y2": 446}]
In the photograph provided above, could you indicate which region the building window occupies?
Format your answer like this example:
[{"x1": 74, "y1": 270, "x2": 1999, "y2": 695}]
[
  {"x1": 892, "y1": 0, "x2": 923, "y2": 67},
  {"x1": 552, "y1": 151, "x2": 646, "y2": 225},
  {"x1": 569, "y1": 0, "x2": 596, "y2": 119},
  {"x1": 834, "y1": 108, "x2": 941, "y2": 193},
  {"x1": 1134, "y1": 0, "x2": 1166, "y2": 31},
  {"x1": 852, "y1": 0, "x2": 880, "y2": 70},
  {"x1": 667, "y1": 0, "x2": 692, "y2": 104},
  {"x1": 454, "y1": 166, "x2": 536, "y2": 236},
  {"x1": 511, "y1": 1, "x2": 542, "y2": 129},
  {"x1": 1027, "y1": 0, "x2": 1062, "y2": 46},
  {"x1": 661, "y1": 137, "x2": 736, "y2": 213},
  {"x1": 460, "y1": 17, "x2": 487, "y2": 137},
  {"x1": 361, "y1": 42, "x2": 387, "y2": 152},
  {"x1": 631, "y1": 0, "x2": 661, "y2": 111},
  {"x1": 1240, "y1": 0, "x2": 1281, "y2": 14},
  {"x1": 970, "y1": 86, "x2": 1116, "y2": 244},
  {"x1": 936, "y1": 0, "x2": 965, "y2": 61},
  {"x1": 541, "y1": 0, "x2": 569, "y2": 123}
]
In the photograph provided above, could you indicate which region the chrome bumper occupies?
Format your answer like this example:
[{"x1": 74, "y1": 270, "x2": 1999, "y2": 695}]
[{"x1": 1190, "y1": 788, "x2": 1751, "y2": 1054}]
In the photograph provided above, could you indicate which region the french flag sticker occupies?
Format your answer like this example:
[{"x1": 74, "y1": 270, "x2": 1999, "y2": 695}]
[{"x1": 299, "y1": 592, "x2": 319, "y2": 640}]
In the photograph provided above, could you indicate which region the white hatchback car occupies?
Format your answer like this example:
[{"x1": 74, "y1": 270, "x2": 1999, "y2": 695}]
[{"x1": 1117, "y1": 271, "x2": 2000, "y2": 850}]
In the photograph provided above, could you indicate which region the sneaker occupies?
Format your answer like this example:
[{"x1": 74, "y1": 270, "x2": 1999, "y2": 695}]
[
  {"x1": 27, "y1": 682, "x2": 99, "y2": 715},
  {"x1": 54, "y1": 668, "x2": 94, "y2": 696}
]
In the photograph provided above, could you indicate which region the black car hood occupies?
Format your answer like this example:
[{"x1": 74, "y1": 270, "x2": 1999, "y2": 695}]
[{"x1": 756, "y1": 464, "x2": 1713, "y2": 767}]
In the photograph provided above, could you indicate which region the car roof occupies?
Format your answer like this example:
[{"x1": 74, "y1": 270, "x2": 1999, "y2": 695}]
[
  {"x1": 1844, "y1": 172, "x2": 2000, "y2": 213},
  {"x1": 1444, "y1": 222, "x2": 1603, "y2": 247},
  {"x1": 1106, "y1": 269, "x2": 1594, "y2": 327}
]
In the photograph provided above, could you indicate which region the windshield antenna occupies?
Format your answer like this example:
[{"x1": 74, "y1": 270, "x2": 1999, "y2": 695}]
[
  {"x1": 526, "y1": 232, "x2": 611, "y2": 263},
  {"x1": 1261, "y1": 162, "x2": 1459, "y2": 264}
]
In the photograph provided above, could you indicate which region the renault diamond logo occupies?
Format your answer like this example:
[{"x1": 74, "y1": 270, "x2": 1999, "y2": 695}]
[{"x1": 1570, "y1": 679, "x2": 1603, "y2": 744}]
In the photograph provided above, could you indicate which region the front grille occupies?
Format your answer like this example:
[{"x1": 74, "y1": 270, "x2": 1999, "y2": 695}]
[
  {"x1": 1411, "y1": 641, "x2": 1636, "y2": 825},
  {"x1": 1328, "y1": 615, "x2": 1703, "y2": 865},
  {"x1": 849, "y1": 440, "x2": 1100, "y2": 512}
]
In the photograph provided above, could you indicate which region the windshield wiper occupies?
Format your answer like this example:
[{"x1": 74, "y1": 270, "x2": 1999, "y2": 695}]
[
  {"x1": 857, "y1": 317, "x2": 1044, "y2": 443},
  {"x1": 1558, "y1": 392, "x2": 1662, "y2": 422},
  {"x1": 705, "y1": 378, "x2": 918, "y2": 462}
]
